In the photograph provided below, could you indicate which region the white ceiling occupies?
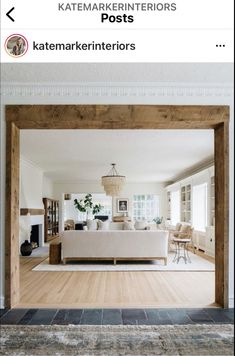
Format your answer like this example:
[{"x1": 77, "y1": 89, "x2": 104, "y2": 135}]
[
  {"x1": 2, "y1": 63, "x2": 233, "y2": 83},
  {"x1": 20, "y1": 130, "x2": 214, "y2": 183}
]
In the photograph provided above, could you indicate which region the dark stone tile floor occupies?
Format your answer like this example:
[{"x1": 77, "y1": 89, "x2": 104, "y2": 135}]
[{"x1": 0, "y1": 308, "x2": 234, "y2": 325}]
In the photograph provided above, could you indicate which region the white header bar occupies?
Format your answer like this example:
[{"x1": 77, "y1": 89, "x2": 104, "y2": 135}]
[
  {"x1": 1, "y1": 0, "x2": 234, "y2": 62},
  {"x1": 1, "y1": 0, "x2": 234, "y2": 30}
]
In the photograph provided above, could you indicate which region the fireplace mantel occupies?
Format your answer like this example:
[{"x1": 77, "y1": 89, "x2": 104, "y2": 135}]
[{"x1": 20, "y1": 208, "x2": 45, "y2": 216}]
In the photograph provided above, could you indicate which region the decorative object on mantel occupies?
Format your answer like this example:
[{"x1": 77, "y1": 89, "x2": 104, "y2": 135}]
[
  {"x1": 64, "y1": 193, "x2": 71, "y2": 200},
  {"x1": 20, "y1": 240, "x2": 32, "y2": 256},
  {"x1": 117, "y1": 198, "x2": 129, "y2": 213},
  {"x1": 153, "y1": 217, "x2": 163, "y2": 229},
  {"x1": 101, "y1": 163, "x2": 126, "y2": 196},
  {"x1": 74, "y1": 194, "x2": 103, "y2": 220}
]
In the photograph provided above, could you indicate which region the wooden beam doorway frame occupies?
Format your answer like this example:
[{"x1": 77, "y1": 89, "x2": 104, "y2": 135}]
[{"x1": 5, "y1": 105, "x2": 229, "y2": 308}]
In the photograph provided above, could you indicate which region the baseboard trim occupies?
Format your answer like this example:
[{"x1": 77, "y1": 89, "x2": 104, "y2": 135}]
[{"x1": 0, "y1": 296, "x2": 5, "y2": 309}]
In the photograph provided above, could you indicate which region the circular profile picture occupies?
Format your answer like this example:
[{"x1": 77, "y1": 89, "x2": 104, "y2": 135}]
[{"x1": 4, "y1": 34, "x2": 28, "y2": 58}]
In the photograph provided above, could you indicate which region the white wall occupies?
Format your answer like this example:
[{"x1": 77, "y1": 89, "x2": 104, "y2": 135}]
[
  {"x1": 19, "y1": 157, "x2": 54, "y2": 248},
  {"x1": 20, "y1": 157, "x2": 54, "y2": 208},
  {"x1": 20, "y1": 158, "x2": 44, "y2": 209},
  {"x1": 0, "y1": 71, "x2": 233, "y2": 308},
  {"x1": 42, "y1": 176, "x2": 54, "y2": 199}
]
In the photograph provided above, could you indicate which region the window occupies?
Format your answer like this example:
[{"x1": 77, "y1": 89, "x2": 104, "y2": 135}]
[
  {"x1": 192, "y1": 183, "x2": 208, "y2": 232},
  {"x1": 132, "y1": 195, "x2": 160, "y2": 222},
  {"x1": 171, "y1": 190, "x2": 180, "y2": 225}
]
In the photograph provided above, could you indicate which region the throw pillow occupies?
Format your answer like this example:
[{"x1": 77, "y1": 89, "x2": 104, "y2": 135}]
[
  {"x1": 97, "y1": 220, "x2": 110, "y2": 231},
  {"x1": 86, "y1": 219, "x2": 98, "y2": 231},
  {"x1": 134, "y1": 221, "x2": 148, "y2": 230},
  {"x1": 180, "y1": 224, "x2": 191, "y2": 233},
  {"x1": 123, "y1": 221, "x2": 135, "y2": 230}
]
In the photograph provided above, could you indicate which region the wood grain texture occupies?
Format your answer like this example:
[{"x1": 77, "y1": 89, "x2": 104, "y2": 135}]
[
  {"x1": 5, "y1": 122, "x2": 20, "y2": 307},
  {"x1": 20, "y1": 209, "x2": 45, "y2": 216},
  {"x1": 6, "y1": 105, "x2": 229, "y2": 129},
  {"x1": 4, "y1": 104, "x2": 229, "y2": 308},
  {"x1": 49, "y1": 242, "x2": 62, "y2": 265},
  {"x1": 17, "y1": 257, "x2": 216, "y2": 309},
  {"x1": 214, "y1": 122, "x2": 229, "y2": 307}
]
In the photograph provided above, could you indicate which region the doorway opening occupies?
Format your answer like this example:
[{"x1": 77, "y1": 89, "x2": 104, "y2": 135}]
[{"x1": 5, "y1": 105, "x2": 229, "y2": 308}]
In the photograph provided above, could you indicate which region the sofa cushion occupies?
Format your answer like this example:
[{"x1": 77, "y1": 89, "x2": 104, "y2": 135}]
[
  {"x1": 97, "y1": 220, "x2": 110, "y2": 231},
  {"x1": 87, "y1": 219, "x2": 98, "y2": 231},
  {"x1": 123, "y1": 221, "x2": 135, "y2": 230}
]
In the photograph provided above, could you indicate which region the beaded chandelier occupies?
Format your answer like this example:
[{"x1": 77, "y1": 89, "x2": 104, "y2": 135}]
[{"x1": 101, "y1": 164, "x2": 126, "y2": 197}]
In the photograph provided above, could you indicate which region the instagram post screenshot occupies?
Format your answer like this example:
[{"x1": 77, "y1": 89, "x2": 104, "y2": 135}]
[{"x1": 0, "y1": 0, "x2": 234, "y2": 354}]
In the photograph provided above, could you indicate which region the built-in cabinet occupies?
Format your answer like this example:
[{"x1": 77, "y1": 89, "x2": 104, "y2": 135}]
[
  {"x1": 210, "y1": 176, "x2": 215, "y2": 226},
  {"x1": 43, "y1": 198, "x2": 59, "y2": 242},
  {"x1": 204, "y1": 175, "x2": 215, "y2": 256},
  {"x1": 166, "y1": 191, "x2": 171, "y2": 220},
  {"x1": 181, "y1": 184, "x2": 191, "y2": 223}
]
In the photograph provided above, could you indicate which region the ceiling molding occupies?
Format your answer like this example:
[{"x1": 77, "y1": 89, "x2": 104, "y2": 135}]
[
  {"x1": 1, "y1": 82, "x2": 233, "y2": 98},
  {"x1": 166, "y1": 157, "x2": 214, "y2": 185}
]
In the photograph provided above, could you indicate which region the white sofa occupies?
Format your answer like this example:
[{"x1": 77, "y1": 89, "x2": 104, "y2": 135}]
[{"x1": 61, "y1": 230, "x2": 168, "y2": 265}]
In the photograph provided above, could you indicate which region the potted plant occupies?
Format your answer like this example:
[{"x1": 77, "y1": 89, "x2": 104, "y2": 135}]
[
  {"x1": 153, "y1": 216, "x2": 163, "y2": 229},
  {"x1": 74, "y1": 194, "x2": 103, "y2": 220}
]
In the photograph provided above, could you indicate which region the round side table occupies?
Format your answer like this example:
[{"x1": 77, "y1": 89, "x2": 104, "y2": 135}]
[{"x1": 173, "y1": 238, "x2": 192, "y2": 264}]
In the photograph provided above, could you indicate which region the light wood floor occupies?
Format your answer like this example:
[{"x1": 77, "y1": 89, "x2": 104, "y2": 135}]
[{"x1": 17, "y1": 256, "x2": 216, "y2": 308}]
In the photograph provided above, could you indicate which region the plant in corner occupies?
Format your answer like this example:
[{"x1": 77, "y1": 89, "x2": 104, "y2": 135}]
[
  {"x1": 153, "y1": 216, "x2": 163, "y2": 229},
  {"x1": 74, "y1": 194, "x2": 103, "y2": 220}
]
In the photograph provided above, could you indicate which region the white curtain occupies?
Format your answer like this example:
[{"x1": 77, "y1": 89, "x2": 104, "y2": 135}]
[
  {"x1": 171, "y1": 190, "x2": 180, "y2": 225},
  {"x1": 192, "y1": 183, "x2": 208, "y2": 231}
]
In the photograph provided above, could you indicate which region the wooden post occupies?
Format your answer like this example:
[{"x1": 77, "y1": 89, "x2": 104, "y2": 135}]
[
  {"x1": 214, "y1": 122, "x2": 229, "y2": 307},
  {"x1": 5, "y1": 122, "x2": 20, "y2": 308}
]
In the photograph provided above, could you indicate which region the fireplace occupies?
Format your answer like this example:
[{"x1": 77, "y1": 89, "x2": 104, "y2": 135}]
[{"x1": 30, "y1": 225, "x2": 40, "y2": 249}]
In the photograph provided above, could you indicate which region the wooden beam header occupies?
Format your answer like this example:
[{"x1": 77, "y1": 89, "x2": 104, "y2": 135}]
[
  {"x1": 6, "y1": 105, "x2": 229, "y2": 129},
  {"x1": 20, "y1": 209, "x2": 45, "y2": 216}
]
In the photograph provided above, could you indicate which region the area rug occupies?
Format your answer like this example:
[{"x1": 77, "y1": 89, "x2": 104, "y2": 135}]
[
  {"x1": 30, "y1": 246, "x2": 49, "y2": 258},
  {"x1": 33, "y1": 251, "x2": 215, "y2": 272},
  {"x1": 0, "y1": 324, "x2": 233, "y2": 355}
]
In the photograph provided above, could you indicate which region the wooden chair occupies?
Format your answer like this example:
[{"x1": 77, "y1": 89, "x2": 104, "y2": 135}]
[
  {"x1": 168, "y1": 223, "x2": 182, "y2": 251},
  {"x1": 169, "y1": 224, "x2": 195, "y2": 254}
]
